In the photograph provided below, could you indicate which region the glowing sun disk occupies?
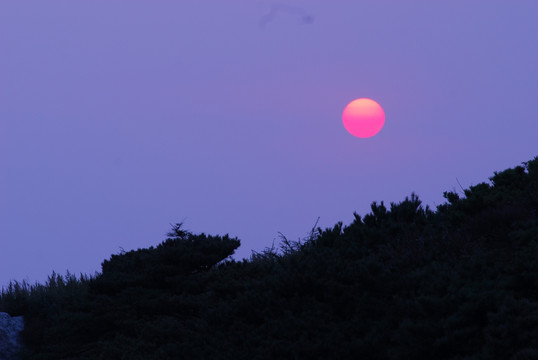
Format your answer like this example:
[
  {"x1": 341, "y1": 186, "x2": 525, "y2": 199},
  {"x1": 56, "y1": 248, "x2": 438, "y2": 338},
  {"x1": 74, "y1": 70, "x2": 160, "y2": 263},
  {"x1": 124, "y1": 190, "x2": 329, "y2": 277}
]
[{"x1": 342, "y1": 98, "x2": 385, "y2": 138}]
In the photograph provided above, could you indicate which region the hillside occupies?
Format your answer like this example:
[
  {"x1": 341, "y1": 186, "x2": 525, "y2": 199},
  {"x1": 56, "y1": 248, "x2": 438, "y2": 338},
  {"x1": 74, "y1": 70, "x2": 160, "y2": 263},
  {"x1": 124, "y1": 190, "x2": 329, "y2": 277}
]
[{"x1": 1, "y1": 156, "x2": 537, "y2": 359}]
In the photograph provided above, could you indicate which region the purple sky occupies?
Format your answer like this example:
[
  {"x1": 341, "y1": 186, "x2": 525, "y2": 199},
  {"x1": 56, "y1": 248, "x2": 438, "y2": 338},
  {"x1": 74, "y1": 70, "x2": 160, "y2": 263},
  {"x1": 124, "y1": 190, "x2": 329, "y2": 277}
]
[{"x1": 1, "y1": 1, "x2": 537, "y2": 288}]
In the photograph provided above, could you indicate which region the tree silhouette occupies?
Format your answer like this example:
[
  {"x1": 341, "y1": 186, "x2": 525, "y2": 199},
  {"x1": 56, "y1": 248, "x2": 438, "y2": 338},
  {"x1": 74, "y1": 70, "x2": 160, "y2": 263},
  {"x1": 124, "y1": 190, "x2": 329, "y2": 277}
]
[{"x1": 1, "y1": 156, "x2": 537, "y2": 359}]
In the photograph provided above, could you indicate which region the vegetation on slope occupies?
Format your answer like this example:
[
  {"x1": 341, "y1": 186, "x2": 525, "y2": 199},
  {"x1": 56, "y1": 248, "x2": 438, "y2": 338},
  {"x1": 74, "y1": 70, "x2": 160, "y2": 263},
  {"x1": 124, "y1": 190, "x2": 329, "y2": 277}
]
[{"x1": 2, "y1": 156, "x2": 537, "y2": 359}]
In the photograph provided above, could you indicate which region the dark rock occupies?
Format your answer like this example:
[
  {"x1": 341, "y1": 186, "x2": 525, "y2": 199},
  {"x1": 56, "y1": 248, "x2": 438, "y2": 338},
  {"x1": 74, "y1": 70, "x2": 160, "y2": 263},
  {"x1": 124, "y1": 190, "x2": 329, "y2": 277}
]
[{"x1": 0, "y1": 312, "x2": 24, "y2": 360}]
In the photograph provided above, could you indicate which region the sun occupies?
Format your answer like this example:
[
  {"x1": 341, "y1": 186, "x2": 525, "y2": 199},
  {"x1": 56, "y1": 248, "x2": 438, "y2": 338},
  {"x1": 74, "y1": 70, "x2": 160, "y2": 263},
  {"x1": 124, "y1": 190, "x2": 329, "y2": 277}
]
[{"x1": 342, "y1": 98, "x2": 385, "y2": 138}]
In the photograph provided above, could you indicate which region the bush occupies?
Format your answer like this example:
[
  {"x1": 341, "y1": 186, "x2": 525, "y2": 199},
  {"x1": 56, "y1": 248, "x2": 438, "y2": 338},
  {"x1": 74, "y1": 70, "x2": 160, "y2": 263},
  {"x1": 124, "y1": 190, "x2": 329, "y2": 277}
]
[{"x1": 2, "y1": 156, "x2": 537, "y2": 359}]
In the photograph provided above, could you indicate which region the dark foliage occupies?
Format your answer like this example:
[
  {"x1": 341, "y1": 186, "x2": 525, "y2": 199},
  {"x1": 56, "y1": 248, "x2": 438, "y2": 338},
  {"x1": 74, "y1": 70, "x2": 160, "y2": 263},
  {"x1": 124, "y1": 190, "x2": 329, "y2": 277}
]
[{"x1": 2, "y1": 156, "x2": 537, "y2": 359}]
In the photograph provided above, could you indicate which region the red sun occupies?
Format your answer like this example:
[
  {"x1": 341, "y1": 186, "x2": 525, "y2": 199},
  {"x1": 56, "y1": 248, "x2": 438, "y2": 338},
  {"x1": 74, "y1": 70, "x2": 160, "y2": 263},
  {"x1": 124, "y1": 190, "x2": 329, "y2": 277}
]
[{"x1": 342, "y1": 98, "x2": 385, "y2": 138}]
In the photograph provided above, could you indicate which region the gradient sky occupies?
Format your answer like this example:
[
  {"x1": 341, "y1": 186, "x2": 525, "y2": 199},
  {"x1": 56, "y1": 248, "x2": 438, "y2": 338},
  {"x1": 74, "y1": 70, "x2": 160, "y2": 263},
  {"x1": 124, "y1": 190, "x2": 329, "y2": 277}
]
[{"x1": 1, "y1": 1, "x2": 537, "y2": 288}]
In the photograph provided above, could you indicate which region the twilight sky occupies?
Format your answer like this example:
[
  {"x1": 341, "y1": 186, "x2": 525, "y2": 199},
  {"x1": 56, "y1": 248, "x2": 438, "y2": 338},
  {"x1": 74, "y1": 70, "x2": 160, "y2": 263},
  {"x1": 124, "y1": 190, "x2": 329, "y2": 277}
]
[{"x1": 1, "y1": 1, "x2": 537, "y2": 288}]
